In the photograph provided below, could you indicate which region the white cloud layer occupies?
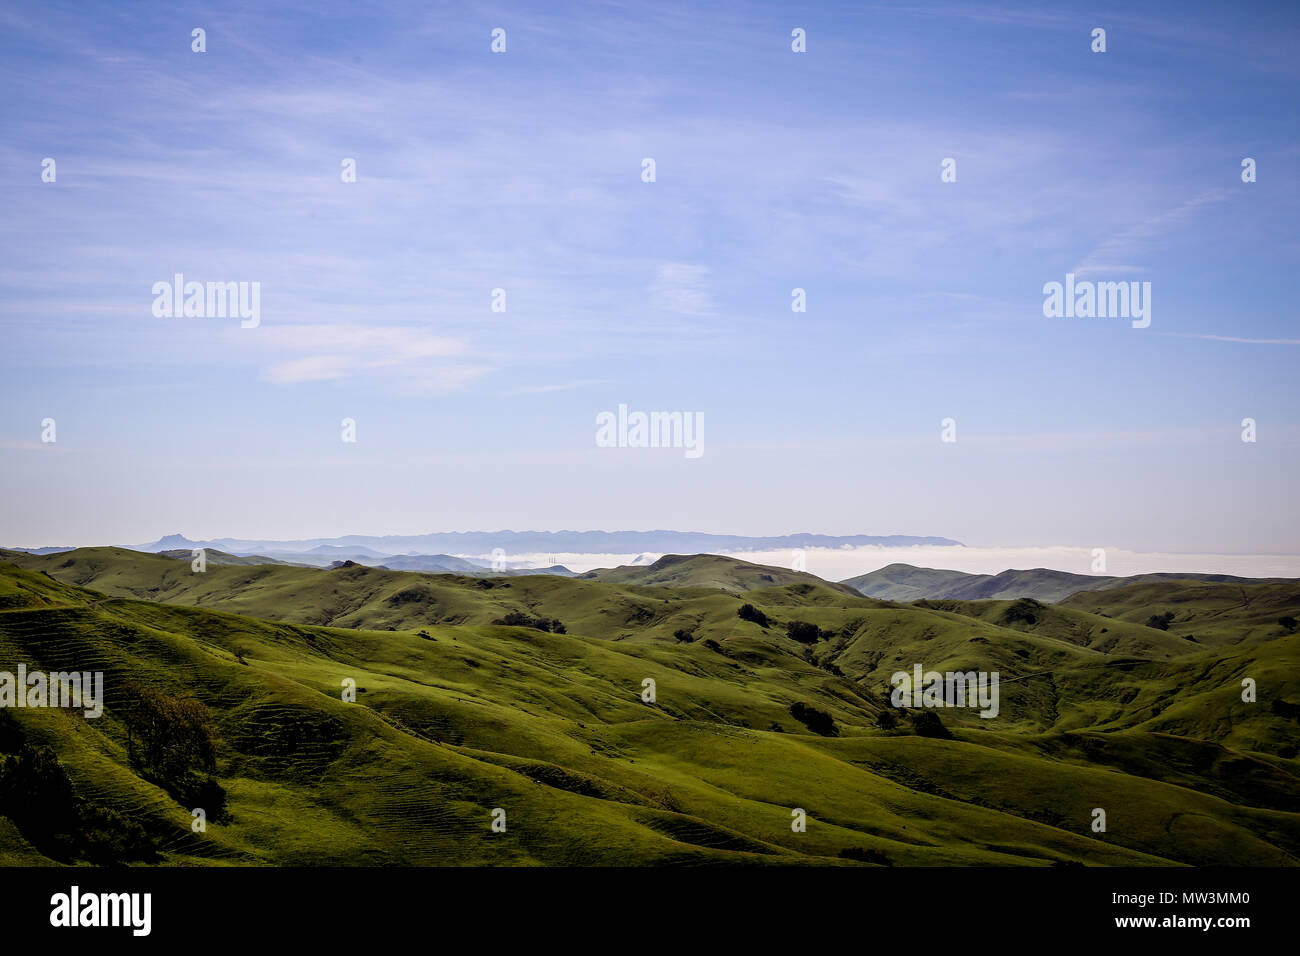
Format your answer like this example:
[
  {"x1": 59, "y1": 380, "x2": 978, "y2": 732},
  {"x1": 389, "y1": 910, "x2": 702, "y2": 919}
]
[{"x1": 491, "y1": 546, "x2": 1300, "y2": 580}]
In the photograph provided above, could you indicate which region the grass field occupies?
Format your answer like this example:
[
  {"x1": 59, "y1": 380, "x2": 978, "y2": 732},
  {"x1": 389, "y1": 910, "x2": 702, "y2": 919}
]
[{"x1": 0, "y1": 550, "x2": 1297, "y2": 866}]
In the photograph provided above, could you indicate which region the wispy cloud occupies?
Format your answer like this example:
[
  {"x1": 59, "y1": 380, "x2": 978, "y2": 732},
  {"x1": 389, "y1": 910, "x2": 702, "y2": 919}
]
[
  {"x1": 2, "y1": 0, "x2": 1297, "y2": 553},
  {"x1": 510, "y1": 379, "x2": 613, "y2": 395},
  {"x1": 650, "y1": 264, "x2": 714, "y2": 316},
  {"x1": 254, "y1": 324, "x2": 482, "y2": 387},
  {"x1": 1157, "y1": 332, "x2": 1300, "y2": 346},
  {"x1": 1074, "y1": 190, "x2": 1229, "y2": 277},
  {"x1": 0, "y1": 441, "x2": 64, "y2": 452}
]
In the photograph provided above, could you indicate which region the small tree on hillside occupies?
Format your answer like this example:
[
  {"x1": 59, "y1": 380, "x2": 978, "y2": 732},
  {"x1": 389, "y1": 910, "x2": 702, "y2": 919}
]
[
  {"x1": 121, "y1": 682, "x2": 224, "y2": 817},
  {"x1": 123, "y1": 684, "x2": 216, "y2": 781}
]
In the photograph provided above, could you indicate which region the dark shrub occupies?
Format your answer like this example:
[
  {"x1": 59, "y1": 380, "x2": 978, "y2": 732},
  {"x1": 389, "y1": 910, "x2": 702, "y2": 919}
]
[
  {"x1": 785, "y1": 620, "x2": 821, "y2": 644},
  {"x1": 1003, "y1": 599, "x2": 1042, "y2": 625},
  {"x1": 788, "y1": 702, "x2": 838, "y2": 737},
  {"x1": 1270, "y1": 699, "x2": 1300, "y2": 721},
  {"x1": 79, "y1": 806, "x2": 156, "y2": 864},
  {"x1": 839, "y1": 847, "x2": 892, "y2": 865},
  {"x1": 491, "y1": 610, "x2": 565, "y2": 633},
  {"x1": 912, "y1": 710, "x2": 952, "y2": 739},
  {"x1": 737, "y1": 604, "x2": 769, "y2": 627}
]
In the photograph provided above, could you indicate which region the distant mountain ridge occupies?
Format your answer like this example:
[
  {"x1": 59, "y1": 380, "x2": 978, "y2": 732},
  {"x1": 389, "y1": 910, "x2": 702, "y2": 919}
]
[
  {"x1": 144, "y1": 547, "x2": 569, "y2": 576},
  {"x1": 124, "y1": 530, "x2": 962, "y2": 556},
  {"x1": 156, "y1": 549, "x2": 300, "y2": 567}
]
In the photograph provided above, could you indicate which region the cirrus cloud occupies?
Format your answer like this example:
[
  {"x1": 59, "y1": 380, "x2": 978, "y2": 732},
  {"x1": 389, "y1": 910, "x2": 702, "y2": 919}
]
[{"x1": 253, "y1": 323, "x2": 487, "y2": 389}]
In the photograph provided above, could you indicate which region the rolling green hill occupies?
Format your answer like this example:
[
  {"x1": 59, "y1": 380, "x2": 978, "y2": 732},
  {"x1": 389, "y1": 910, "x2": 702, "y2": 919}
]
[
  {"x1": 1059, "y1": 578, "x2": 1300, "y2": 647},
  {"x1": 842, "y1": 562, "x2": 1280, "y2": 603},
  {"x1": 6, "y1": 548, "x2": 874, "y2": 647},
  {"x1": 914, "y1": 597, "x2": 1199, "y2": 659},
  {"x1": 1, "y1": 550, "x2": 1297, "y2": 867},
  {"x1": 582, "y1": 554, "x2": 863, "y2": 597}
]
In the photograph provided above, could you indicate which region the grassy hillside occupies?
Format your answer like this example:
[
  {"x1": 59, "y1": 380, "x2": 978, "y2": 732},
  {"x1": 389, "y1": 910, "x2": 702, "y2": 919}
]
[
  {"x1": 843, "y1": 562, "x2": 1283, "y2": 603},
  {"x1": 583, "y1": 554, "x2": 863, "y2": 597},
  {"x1": 841, "y1": 563, "x2": 1117, "y2": 601},
  {"x1": 840, "y1": 564, "x2": 985, "y2": 601},
  {"x1": 1059, "y1": 578, "x2": 1300, "y2": 647},
  {"x1": 915, "y1": 597, "x2": 1198, "y2": 659},
  {"x1": 1, "y1": 551, "x2": 1298, "y2": 867}
]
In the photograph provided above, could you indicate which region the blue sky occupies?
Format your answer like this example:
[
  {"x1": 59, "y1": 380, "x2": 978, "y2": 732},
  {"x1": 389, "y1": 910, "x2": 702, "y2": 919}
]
[{"x1": 1, "y1": 0, "x2": 1297, "y2": 554}]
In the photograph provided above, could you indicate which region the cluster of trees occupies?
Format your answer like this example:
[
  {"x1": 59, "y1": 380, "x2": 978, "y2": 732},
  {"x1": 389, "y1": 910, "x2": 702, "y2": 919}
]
[
  {"x1": 874, "y1": 692, "x2": 953, "y2": 738},
  {"x1": 491, "y1": 611, "x2": 566, "y2": 633},
  {"x1": 0, "y1": 716, "x2": 154, "y2": 863},
  {"x1": 121, "y1": 682, "x2": 226, "y2": 819},
  {"x1": 784, "y1": 619, "x2": 835, "y2": 644},
  {"x1": 736, "y1": 605, "x2": 839, "y2": 645}
]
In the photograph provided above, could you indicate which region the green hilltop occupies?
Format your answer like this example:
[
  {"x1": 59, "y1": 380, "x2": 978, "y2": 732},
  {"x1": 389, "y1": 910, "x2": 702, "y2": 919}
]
[
  {"x1": 842, "y1": 562, "x2": 1282, "y2": 603},
  {"x1": 581, "y1": 553, "x2": 864, "y2": 597}
]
